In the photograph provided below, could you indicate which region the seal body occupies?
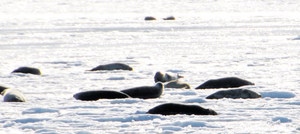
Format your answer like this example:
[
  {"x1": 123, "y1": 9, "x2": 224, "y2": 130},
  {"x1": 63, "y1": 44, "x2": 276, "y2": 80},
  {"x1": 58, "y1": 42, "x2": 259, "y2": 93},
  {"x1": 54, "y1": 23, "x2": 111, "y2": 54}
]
[
  {"x1": 74, "y1": 90, "x2": 130, "y2": 101},
  {"x1": 154, "y1": 71, "x2": 183, "y2": 83},
  {"x1": 2, "y1": 89, "x2": 26, "y2": 102},
  {"x1": 12, "y1": 67, "x2": 41, "y2": 75},
  {"x1": 195, "y1": 77, "x2": 254, "y2": 89},
  {"x1": 163, "y1": 16, "x2": 175, "y2": 20},
  {"x1": 120, "y1": 83, "x2": 163, "y2": 99},
  {"x1": 146, "y1": 103, "x2": 217, "y2": 115},
  {"x1": 0, "y1": 85, "x2": 8, "y2": 94},
  {"x1": 90, "y1": 63, "x2": 133, "y2": 71},
  {"x1": 145, "y1": 16, "x2": 156, "y2": 21},
  {"x1": 164, "y1": 80, "x2": 191, "y2": 89},
  {"x1": 206, "y1": 88, "x2": 261, "y2": 99}
]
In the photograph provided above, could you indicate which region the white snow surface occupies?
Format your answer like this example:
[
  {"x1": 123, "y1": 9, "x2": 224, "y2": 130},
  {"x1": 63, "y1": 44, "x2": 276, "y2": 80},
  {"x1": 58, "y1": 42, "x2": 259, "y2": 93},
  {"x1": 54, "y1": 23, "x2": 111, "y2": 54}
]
[{"x1": 0, "y1": 0, "x2": 300, "y2": 133}]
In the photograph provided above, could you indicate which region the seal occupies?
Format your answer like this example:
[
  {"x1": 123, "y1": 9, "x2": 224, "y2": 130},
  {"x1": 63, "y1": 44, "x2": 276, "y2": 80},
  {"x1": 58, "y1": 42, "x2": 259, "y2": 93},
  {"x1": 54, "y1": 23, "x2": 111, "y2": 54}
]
[
  {"x1": 89, "y1": 63, "x2": 133, "y2": 71},
  {"x1": 73, "y1": 90, "x2": 130, "y2": 101},
  {"x1": 144, "y1": 16, "x2": 156, "y2": 21},
  {"x1": 0, "y1": 85, "x2": 8, "y2": 93},
  {"x1": 163, "y1": 16, "x2": 175, "y2": 20},
  {"x1": 154, "y1": 71, "x2": 183, "y2": 83},
  {"x1": 146, "y1": 103, "x2": 217, "y2": 115},
  {"x1": 120, "y1": 83, "x2": 163, "y2": 99},
  {"x1": 206, "y1": 88, "x2": 261, "y2": 99},
  {"x1": 195, "y1": 77, "x2": 254, "y2": 89},
  {"x1": 164, "y1": 80, "x2": 191, "y2": 89},
  {"x1": 11, "y1": 67, "x2": 41, "y2": 75},
  {"x1": 1, "y1": 88, "x2": 26, "y2": 102}
]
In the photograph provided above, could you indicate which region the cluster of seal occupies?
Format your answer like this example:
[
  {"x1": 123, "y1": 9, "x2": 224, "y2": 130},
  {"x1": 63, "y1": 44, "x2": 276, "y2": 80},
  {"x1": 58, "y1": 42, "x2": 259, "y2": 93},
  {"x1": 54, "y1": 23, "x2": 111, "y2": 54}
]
[
  {"x1": 154, "y1": 71, "x2": 190, "y2": 89},
  {"x1": 73, "y1": 83, "x2": 164, "y2": 101},
  {"x1": 145, "y1": 16, "x2": 175, "y2": 21}
]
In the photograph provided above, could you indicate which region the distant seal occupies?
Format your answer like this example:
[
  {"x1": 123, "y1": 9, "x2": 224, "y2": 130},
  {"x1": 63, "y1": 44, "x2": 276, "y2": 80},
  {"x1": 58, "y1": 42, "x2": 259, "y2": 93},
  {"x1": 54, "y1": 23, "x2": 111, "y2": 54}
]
[
  {"x1": 146, "y1": 103, "x2": 217, "y2": 115},
  {"x1": 73, "y1": 90, "x2": 130, "y2": 101},
  {"x1": 120, "y1": 83, "x2": 163, "y2": 99},
  {"x1": 145, "y1": 16, "x2": 156, "y2": 21},
  {"x1": 1, "y1": 89, "x2": 26, "y2": 102},
  {"x1": 195, "y1": 77, "x2": 254, "y2": 89},
  {"x1": 164, "y1": 80, "x2": 191, "y2": 89},
  {"x1": 206, "y1": 88, "x2": 261, "y2": 99},
  {"x1": 0, "y1": 85, "x2": 8, "y2": 93},
  {"x1": 89, "y1": 63, "x2": 133, "y2": 71},
  {"x1": 154, "y1": 71, "x2": 183, "y2": 83},
  {"x1": 163, "y1": 16, "x2": 175, "y2": 20},
  {"x1": 11, "y1": 67, "x2": 41, "y2": 75}
]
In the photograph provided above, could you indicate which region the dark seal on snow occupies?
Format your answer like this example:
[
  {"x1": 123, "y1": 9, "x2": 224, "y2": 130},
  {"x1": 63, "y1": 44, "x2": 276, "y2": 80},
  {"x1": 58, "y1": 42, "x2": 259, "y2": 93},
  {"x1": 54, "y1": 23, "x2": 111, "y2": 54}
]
[
  {"x1": 206, "y1": 88, "x2": 261, "y2": 99},
  {"x1": 195, "y1": 77, "x2": 254, "y2": 89},
  {"x1": 120, "y1": 83, "x2": 163, "y2": 99},
  {"x1": 73, "y1": 90, "x2": 130, "y2": 101},
  {"x1": 89, "y1": 63, "x2": 133, "y2": 71},
  {"x1": 154, "y1": 71, "x2": 183, "y2": 83},
  {"x1": 0, "y1": 85, "x2": 8, "y2": 93},
  {"x1": 145, "y1": 16, "x2": 156, "y2": 21},
  {"x1": 11, "y1": 67, "x2": 41, "y2": 75},
  {"x1": 146, "y1": 103, "x2": 217, "y2": 115},
  {"x1": 1, "y1": 89, "x2": 26, "y2": 102},
  {"x1": 163, "y1": 16, "x2": 175, "y2": 20},
  {"x1": 164, "y1": 80, "x2": 191, "y2": 89}
]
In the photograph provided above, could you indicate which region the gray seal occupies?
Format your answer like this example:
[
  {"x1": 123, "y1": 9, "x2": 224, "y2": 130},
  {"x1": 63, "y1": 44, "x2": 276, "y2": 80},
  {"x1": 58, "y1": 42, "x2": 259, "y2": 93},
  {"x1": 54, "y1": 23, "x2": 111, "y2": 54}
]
[
  {"x1": 89, "y1": 63, "x2": 133, "y2": 71},
  {"x1": 0, "y1": 85, "x2": 8, "y2": 93},
  {"x1": 120, "y1": 83, "x2": 163, "y2": 99},
  {"x1": 73, "y1": 90, "x2": 130, "y2": 101},
  {"x1": 163, "y1": 16, "x2": 175, "y2": 20},
  {"x1": 146, "y1": 103, "x2": 217, "y2": 115},
  {"x1": 154, "y1": 71, "x2": 183, "y2": 83},
  {"x1": 206, "y1": 88, "x2": 261, "y2": 99},
  {"x1": 145, "y1": 16, "x2": 156, "y2": 21},
  {"x1": 1, "y1": 88, "x2": 26, "y2": 102},
  {"x1": 164, "y1": 80, "x2": 191, "y2": 89},
  {"x1": 195, "y1": 77, "x2": 254, "y2": 89},
  {"x1": 12, "y1": 67, "x2": 41, "y2": 75}
]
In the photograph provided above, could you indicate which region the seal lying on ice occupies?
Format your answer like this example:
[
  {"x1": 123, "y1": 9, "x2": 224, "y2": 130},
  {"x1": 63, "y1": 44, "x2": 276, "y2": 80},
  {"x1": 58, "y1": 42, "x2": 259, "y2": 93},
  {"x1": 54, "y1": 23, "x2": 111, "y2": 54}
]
[
  {"x1": 120, "y1": 83, "x2": 163, "y2": 99},
  {"x1": 195, "y1": 77, "x2": 254, "y2": 89},
  {"x1": 73, "y1": 90, "x2": 130, "y2": 101},
  {"x1": 154, "y1": 71, "x2": 183, "y2": 83},
  {"x1": 164, "y1": 80, "x2": 191, "y2": 89},
  {"x1": 144, "y1": 16, "x2": 156, "y2": 21},
  {"x1": 163, "y1": 16, "x2": 175, "y2": 20},
  {"x1": 1, "y1": 88, "x2": 26, "y2": 102},
  {"x1": 89, "y1": 63, "x2": 133, "y2": 71},
  {"x1": 206, "y1": 88, "x2": 261, "y2": 99},
  {"x1": 0, "y1": 85, "x2": 8, "y2": 93},
  {"x1": 11, "y1": 67, "x2": 41, "y2": 75},
  {"x1": 146, "y1": 103, "x2": 217, "y2": 115}
]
